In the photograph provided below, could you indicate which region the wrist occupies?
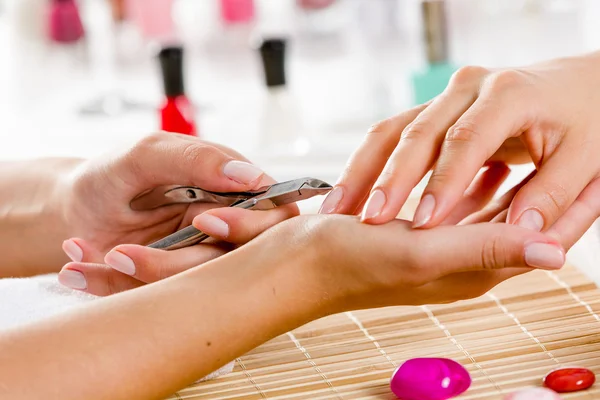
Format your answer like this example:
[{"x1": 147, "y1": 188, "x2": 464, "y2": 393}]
[{"x1": 0, "y1": 158, "x2": 83, "y2": 276}]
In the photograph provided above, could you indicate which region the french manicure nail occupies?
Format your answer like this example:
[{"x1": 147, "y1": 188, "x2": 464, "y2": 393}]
[
  {"x1": 194, "y1": 214, "x2": 229, "y2": 237},
  {"x1": 361, "y1": 190, "x2": 386, "y2": 221},
  {"x1": 58, "y1": 270, "x2": 87, "y2": 290},
  {"x1": 319, "y1": 186, "x2": 343, "y2": 214},
  {"x1": 62, "y1": 239, "x2": 83, "y2": 262},
  {"x1": 105, "y1": 251, "x2": 136, "y2": 276},
  {"x1": 524, "y1": 242, "x2": 565, "y2": 270},
  {"x1": 223, "y1": 160, "x2": 264, "y2": 185},
  {"x1": 517, "y1": 209, "x2": 544, "y2": 232},
  {"x1": 413, "y1": 194, "x2": 436, "y2": 228}
]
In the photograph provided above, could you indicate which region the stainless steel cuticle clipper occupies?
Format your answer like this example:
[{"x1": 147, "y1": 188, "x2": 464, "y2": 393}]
[{"x1": 129, "y1": 177, "x2": 333, "y2": 251}]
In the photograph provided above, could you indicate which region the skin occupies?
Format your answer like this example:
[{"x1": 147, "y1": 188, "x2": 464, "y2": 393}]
[
  {"x1": 0, "y1": 134, "x2": 571, "y2": 399},
  {"x1": 323, "y1": 51, "x2": 600, "y2": 249}
]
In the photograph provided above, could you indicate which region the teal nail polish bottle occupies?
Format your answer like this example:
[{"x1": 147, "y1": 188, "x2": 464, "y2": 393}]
[{"x1": 411, "y1": 0, "x2": 458, "y2": 106}]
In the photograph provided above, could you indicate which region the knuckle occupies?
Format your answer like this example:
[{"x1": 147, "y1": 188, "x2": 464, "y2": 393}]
[
  {"x1": 445, "y1": 122, "x2": 481, "y2": 144},
  {"x1": 450, "y1": 65, "x2": 489, "y2": 88},
  {"x1": 538, "y1": 183, "x2": 570, "y2": 218},
  {"x1": 106, "y1": 270, "x2": 119, "y2": 295},
  {"x1": 366, "y1": 118, "x2": 394, "y2": 137},
  {"x1": 481, "y1": 234, "x2": 506, "y2": 271},
  {"x1": 484, "y1": 70, "x2": 524, "y2": 92},
  {"x1": 401, "y1": 120, "x2": 430, "y2": 142},
  {"x1": 182, "y1": 142, "x2": 222, "y2": 167}
]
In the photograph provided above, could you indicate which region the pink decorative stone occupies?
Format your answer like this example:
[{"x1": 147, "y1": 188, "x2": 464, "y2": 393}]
[
  {"x1": 504, "y1": 387, "x2": 563, "y2": 400},
  {"x1": 390, "y1": 358, "x2": 471, "y2": 400},
  {"x1": 543, "y1": 367, "x2": 595, "y2": 393}
]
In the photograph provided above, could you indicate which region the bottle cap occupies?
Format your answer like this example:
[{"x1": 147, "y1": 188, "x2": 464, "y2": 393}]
[
  {"x1": 421, "y1": 0, "x2": 449, "y2": 64},
  {"x1": 258, "y1": 38, "x2": 287, "y2": 88},
  {"x1": 158, "y1": 46, "x2": 185, "y2": 97}
]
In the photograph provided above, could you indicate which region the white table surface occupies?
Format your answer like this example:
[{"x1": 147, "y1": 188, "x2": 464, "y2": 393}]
[{"x1": 2, "y1": 0, "x2": 600, "y2": 283}]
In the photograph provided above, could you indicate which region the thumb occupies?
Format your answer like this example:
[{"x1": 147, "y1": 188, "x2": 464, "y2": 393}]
[
  {"x1": 507, "y1": 147, "x2": 594, "y2": 232},
  {"x1": 411, "y1": 222, "x2": 565, "y2": 277},
  {"x1": 118, "y1": 133, "x2": 266, "y2": 192}
]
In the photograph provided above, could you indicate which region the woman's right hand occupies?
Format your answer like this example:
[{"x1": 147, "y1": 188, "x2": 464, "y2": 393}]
[{"x1": 324, "y1": 51, "x2": 600, "y2": 248}]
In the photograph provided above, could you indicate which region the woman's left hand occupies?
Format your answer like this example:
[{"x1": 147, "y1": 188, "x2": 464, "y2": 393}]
[{"x1": 57, "y1": 132, "x2": 298, "y2": 294}]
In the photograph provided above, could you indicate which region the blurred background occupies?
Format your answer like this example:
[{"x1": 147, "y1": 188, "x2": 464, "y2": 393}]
[
  {"x1": 0, "y1": 0, "x2": 598, "y2": 186},
  {"x1": 5, "y1": 0, "x2": 600, "y2": 282}
]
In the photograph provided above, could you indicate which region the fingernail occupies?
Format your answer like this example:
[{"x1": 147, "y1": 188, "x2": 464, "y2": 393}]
[
  {"x1": 524, "y1": 242, "x2": 565, "y2": 270},
  {"x1": 194, "y1": 213, "x2": 229, "y2": 237},
  {"x1": 504, "y1": 387, "x2": 562, "y2": 400},
  {"x1": 319, "y1": 186, "x2": 343, "y2": 214},
  {"x1": 58, "y1": 270, "x2": 87, "y2": 290},
  {"x1": 517, "y1": 209, "x2": 544, "y2": 232},
  {"x1": 413, "y1": 194, "x2": 436, "y2": 228},
  {"x1": 62, "y1": 239, "x2": 83, "y2": 262},
  {"x1": 223, "y1": 160, "x2": 264, "y2": 185},
  {"x1": 105, "y1": 251, "x2": 136, "y2": 276},
  {"x1": 361, "y1": 189, "x2": 386, "y2": 221}
]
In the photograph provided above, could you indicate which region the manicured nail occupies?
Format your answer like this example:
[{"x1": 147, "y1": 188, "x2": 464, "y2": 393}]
[
  {"x1": 62, "y1": 239, "x2": 83, "y2": 262},
  {"x1": 319, "y1": 186, "x2": 343, "y2": 214},
  {"x1": 524, "y1": 242, "x2": 565, "y2": 270},
  {"x1": 194, "y1": 213, "x2": 229, "y2": 238},
  {"x1": 504, "y1": 387, "x2": 562, "y2": 400},
  {"x1": 105, "y1": 251, "x2": 136, "y2": 276},
  {"x1": 223, "y1": 160, "x2": 264, "y2": 185},
  {"x1": 361, "y1": 189, "x2": 386, "y2": 221},
  {"x1": 413, "y1": 194, "x2": 436, "y2": 228},
  {"x1": 517, "y1": 209, "x2": 544, "y2": 232},
  {"x1": 58, "y1": 270, "x2": 87, "y2": 290}
]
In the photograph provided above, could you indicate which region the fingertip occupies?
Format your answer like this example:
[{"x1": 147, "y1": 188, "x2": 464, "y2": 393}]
[
  {"x1": 412, "y1": 194, "x2": 436, "y2": 228},
  {"x1": 104, "y1": 250, "x2": 136, "y2": 276},
  {"x1": 58, "y1": 265, "x2": 87, "y2": 290},
  {"x1": 62, "y1": 239, "x2": 83, "y2": 262},
  {"x1": 192, "y1": 212, "x2": 230, "y2": 239},
  {"x1": 319, "y1": 186, "x2": 344, "y2": 215}
]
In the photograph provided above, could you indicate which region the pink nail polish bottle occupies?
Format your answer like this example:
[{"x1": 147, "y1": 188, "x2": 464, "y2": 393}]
[
  {"x1": 47, "y1": 0, "x2": 85, "y2": 44},
  {"x1": 220, "y1": 0, "x2": 254, "y2": 25}
]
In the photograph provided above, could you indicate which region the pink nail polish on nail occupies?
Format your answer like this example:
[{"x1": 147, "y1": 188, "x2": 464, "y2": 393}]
[
  {"x1": 223, "y1": 160, "x2": 264, "y2": 185},
  {"x1": 361, "y1": 190, "x2": 386, "y2": 221},
  {"x1": 105, "y1": 251, "x2": 136, "y2": 276},
  {"x1": 524, "y1": 242, "x2": 565, "y2": 270},
  {"x1": 62, "y1": 239, "x2": 83, "y2": 262},
  {"x1": 58, "y1": 270, "x2": 87, "y2": 290},
  {"x1": 413, "y1": 194, "x2": 436, "y2": 228},
  {"x1": 194, "y1": 214, "x2": 229, "y2": 237},
  {"x1": 319, "y1": 186, "x2": 343, "y2": 214},
  {"x1": 517, "y1": 209, "x2": 544, "y2": 232}
]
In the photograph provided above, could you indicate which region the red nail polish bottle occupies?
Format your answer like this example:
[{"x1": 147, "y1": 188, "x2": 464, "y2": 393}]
[
  {"x1": 47, "y1": 0, "x2": 85, "y2": 44},
  {"x1": 158, "y1": 46, "x2": 197, "y2": 136}
]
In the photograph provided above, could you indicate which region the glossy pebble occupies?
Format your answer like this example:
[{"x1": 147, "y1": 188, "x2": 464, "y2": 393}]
[
  {"x1": 543, "y1": 367, "x2": 595, "y2": 393},
  {"x1": 390, "y1": 358, "x2": 471, "y2": 400},
  {"x1": 504, "y1": 387, "x2": 563, "y2": 400}
]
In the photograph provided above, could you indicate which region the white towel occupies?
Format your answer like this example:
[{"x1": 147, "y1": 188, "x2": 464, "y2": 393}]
[{"x1": 0, "y1": 274, "x2": 234, "y2": 382}]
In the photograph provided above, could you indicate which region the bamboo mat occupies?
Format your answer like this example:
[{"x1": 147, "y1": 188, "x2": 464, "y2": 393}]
[{"x1": 168, "y1": 202, "x2": 600, "y2": 399}]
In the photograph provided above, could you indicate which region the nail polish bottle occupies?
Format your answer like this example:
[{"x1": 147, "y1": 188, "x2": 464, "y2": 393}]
[
  {"x1": 220, "y1": 0, "x2": 254, "y2": 25},
  {"x1": 158, "y1": 46, "x2": 197, "y2": 136},
  {"x1": 411, "y1": 0, "x2": 457, "y2": 105},
  {"x1": 256, "y1": 37, "x2": 309, "y2": 156},
  {"x1": 47, "y1": 0, "x2": 85, "y2": 44}
]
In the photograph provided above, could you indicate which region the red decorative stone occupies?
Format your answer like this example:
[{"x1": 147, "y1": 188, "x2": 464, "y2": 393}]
[{"x1": 543, "y1": 367, "x2": 595, "y2": 393}]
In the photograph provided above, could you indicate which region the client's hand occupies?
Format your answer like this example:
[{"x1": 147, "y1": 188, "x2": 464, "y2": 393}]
[
  {"x1": 58, "y1": 132, "x2": 297, "y2": 293},
  {"x1": 62, "y1": 162, "x2": 564, "y2": 301}
]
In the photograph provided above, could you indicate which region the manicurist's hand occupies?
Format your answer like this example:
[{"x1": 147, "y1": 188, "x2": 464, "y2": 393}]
[
  {"x1": 57, "y1": 132, "x2": 297, "y2": 293},
  {"x1": 63, "y1": 161, "x2": 566, "y2": 300},
  {"x1": 323, "y1": 51, "x2": 600, "y2": 244}
]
